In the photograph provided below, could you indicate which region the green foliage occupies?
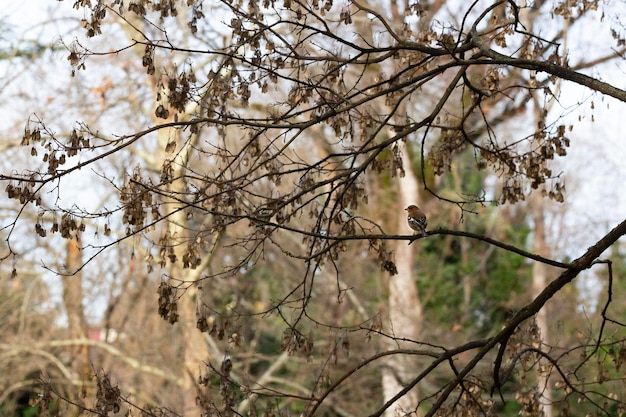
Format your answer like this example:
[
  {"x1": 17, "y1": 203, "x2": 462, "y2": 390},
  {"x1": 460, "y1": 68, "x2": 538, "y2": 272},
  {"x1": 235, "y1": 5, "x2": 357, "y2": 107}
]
[
  {"x1": 417, "y1": 212, "x2": 531, "y2": 338},
  {"x1": 414, "y1": 146, "x2": 533, "y2": 339}
]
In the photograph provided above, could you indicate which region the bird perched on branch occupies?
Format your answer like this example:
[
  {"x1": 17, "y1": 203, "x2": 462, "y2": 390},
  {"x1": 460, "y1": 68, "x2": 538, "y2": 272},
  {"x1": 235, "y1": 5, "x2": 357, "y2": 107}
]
[{"x1": 405, "y1": 205, "x2": 427, "y2": 237}]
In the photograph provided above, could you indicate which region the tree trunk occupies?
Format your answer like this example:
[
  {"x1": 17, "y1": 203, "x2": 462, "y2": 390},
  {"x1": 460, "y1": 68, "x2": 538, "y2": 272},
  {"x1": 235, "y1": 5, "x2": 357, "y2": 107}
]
[
  {"x1": 62, "y1": 238, "x2": 90, "y2": 410},
  {"x1": 382, "y1": 142, "x2": 423, "y2": 417},
  {"x1": 152, "y1": 114, "x2": 212, "y2": 415},
  {"x1": 531, "y1": 190, "x2": 554, "y2": 417},
  {"x1": 530, "y1": 87, "x2": 554, "y2": 417},
  {"x1": 526, "y1": 2, "x2": 556, "y2": 412}
]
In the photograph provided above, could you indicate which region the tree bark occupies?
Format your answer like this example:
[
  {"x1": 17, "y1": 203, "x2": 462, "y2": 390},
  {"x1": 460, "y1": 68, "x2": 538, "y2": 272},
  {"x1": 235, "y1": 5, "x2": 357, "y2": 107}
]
[
  {"x1": 531, "y1": 192, "x2": 553, "y2": 417},
  {"x1": 155, "y1": 119, "x2": 212, "y2": 415},
  {"x1": 530, "y1": 70, "x2": 555, "y2": 416},
  {"x1": 382, "y1": 142, "x2": 423, "y2": 417},
  {"x1": 62, "y1": 238, "x2": 90, "y2": 411}
]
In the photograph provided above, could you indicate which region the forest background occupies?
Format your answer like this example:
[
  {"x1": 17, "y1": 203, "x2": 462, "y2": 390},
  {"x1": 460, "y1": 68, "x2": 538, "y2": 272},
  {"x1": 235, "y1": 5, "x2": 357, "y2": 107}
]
[{"x1": 1, "y1": 0, "x2": 626, "y2": 416}]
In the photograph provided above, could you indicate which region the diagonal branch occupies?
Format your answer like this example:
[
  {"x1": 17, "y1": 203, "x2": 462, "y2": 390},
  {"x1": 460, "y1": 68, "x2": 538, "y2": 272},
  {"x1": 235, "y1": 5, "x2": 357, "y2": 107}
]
[{"x1": 364, "y1": 218, "x2": 626, "y2": 417}]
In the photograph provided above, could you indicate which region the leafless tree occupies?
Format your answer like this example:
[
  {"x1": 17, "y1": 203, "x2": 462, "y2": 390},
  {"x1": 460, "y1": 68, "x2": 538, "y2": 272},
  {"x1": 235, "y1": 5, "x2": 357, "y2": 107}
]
[{"x1": 2, "y1": 0, "x2": 626, "y2": 416}]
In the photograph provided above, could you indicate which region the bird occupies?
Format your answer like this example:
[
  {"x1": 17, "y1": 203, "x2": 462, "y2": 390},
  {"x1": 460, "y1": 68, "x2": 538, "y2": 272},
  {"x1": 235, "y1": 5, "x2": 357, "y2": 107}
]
[{"x1": 405, "y1": 205, "x2": 427, "y2": 237}]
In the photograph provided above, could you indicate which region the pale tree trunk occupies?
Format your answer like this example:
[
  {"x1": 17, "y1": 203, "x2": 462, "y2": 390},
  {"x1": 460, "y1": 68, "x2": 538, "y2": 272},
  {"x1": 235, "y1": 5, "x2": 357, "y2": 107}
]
[
  {"x1": 530, "y1": 191, "x2": 553, "y2": 417},
  {"x1": 339, "y1": 12, "x2": 422, "y2": 412},
  {"x1": 154, "y1": 111, "x2": 212, "y2": 415},
  {"x1": 382, "y1": 142, "x2": 423, "y2": 417},
  {"x1": 117, "y1": 10, "x2": 214, "y2": 411},
  {"x1": 63, "y1": 239, "x2": 89, "y2": 376},
  {"x1": 62, "y1": 238, "x2": 90, "y2": 413},
  {"x1": 524, "y1": 1, "x2": 555, "y2": 412},
  {"x1": 530, "y1": 103, "x2": 553, "y2": 417},
  {"x1": 177, "y1": 268, "x2": 211, "y2": 416}
]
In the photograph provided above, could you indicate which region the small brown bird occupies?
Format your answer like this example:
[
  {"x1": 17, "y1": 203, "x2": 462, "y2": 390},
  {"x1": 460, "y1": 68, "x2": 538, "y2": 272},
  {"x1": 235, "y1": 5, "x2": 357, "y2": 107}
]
[{"x1": 405, "y1": 205, "x2": 427, "y2": 237}]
